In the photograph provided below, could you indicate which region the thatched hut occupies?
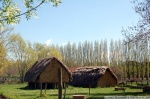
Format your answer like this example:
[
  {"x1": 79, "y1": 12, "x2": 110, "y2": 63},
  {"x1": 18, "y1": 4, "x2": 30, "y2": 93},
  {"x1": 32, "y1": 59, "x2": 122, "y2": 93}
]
[
  {"x1": 69, "y1": 66, "x2": 118, "y2": 88},
  {"x1": 24, "y1": 57, "x2": 71, "y2": 89}
]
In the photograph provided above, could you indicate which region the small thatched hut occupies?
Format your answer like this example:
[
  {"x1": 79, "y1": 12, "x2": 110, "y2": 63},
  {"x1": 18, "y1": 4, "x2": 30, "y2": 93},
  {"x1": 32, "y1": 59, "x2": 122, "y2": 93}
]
[
  {"x1": 69, "y1": 66, "x2": 118, "y2": 88},
  {"x1": 24, "y1": 57, "x2": 71, "y2": 89}
]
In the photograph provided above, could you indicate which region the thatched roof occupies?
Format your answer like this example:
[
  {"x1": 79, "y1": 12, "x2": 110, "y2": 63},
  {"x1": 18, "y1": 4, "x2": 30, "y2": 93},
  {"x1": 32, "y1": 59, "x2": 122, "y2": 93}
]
[
  {"x1": 69, "y1": 66, "x2": 118, "y2": 87},
  {"x1": 24, "y1": 57, "x2": 71, "y2": 82}
]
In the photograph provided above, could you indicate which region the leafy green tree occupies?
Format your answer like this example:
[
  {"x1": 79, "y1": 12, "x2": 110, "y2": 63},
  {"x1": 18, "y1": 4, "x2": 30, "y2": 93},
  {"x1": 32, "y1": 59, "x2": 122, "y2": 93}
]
[
  {"x1": 7, "y1": 33, "x2": 27, "y2": 82},
  {"x1": 0, "y1": 27, "x2": 13, "y2": 76},
  {"x1": 23, "y1": 41, "x2": 37, "y2": 71},
  {"x1": 0, "y1": 42, "x2": 7, "y2": 76},
  {"x1": 4, "y1": 59, "x2": 18, "y2": 77},
  {"x1": 0, "y1": 0, "x2": 61, "y2": 27},
  {"x1": 48, "y1": 45, "x2": 62, "y2": 61},
  {"x1": 33, "y1": 42, "x2": 47, "y2": 59},
  {"x1": 33, "y1": 43, "x2": 62, "y2": 60}
]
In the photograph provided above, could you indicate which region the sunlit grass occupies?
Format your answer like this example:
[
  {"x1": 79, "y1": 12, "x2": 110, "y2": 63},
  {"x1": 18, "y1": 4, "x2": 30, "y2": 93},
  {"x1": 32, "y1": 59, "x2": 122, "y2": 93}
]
[{"x1": 0, "y1": 83, "x2": 150, "y2": 99}]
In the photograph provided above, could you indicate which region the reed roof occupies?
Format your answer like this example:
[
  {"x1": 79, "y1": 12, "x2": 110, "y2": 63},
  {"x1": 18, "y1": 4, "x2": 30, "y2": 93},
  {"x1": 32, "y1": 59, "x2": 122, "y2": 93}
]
[
  {"x1": 24, "y1": 57, "x2": 71, "y2": 82},
  {"x1": 70, "y1": 66, "x2": 118, "y2": 87}
]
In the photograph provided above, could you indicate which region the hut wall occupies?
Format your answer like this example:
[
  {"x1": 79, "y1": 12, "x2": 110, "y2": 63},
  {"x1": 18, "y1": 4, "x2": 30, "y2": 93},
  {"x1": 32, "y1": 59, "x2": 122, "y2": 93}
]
[
  {"x1": 97, "y1": 70, "x2": 117, "y2": 87},
  {"x1": 39, "y1": 59, "x2": 70, "y2": 83}
]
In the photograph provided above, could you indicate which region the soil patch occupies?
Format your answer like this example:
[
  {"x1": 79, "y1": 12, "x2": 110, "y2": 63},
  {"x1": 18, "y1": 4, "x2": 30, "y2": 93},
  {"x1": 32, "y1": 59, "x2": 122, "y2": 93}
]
[{"x1": 0, "y1": 94, "x2": 10, "y2": 99}]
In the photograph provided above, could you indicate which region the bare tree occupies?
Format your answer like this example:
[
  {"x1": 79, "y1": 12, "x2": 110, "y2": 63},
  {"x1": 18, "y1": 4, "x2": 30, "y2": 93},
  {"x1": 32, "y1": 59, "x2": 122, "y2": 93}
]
[{"x1": 123, "y1": 0, "x2": 150, "y2": 48}]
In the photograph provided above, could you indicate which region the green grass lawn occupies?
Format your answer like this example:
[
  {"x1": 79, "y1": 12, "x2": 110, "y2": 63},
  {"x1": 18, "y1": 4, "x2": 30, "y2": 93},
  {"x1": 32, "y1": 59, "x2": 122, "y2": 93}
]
[{"x1": 0, "y1": 83, "x2": 150, "y2": 99}]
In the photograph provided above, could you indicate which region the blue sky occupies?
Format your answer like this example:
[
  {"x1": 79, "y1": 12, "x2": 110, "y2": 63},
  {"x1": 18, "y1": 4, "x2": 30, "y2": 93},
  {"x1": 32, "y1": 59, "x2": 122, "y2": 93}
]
[{"x1": 14, "y1": 0, "x2": 140, "y2": 46}]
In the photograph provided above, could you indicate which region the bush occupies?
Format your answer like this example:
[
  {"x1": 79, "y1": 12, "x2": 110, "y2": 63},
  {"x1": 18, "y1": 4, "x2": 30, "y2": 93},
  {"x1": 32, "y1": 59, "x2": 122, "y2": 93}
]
[{"x1": 110, "y1": 66, "x2": 124, "y2": 81}]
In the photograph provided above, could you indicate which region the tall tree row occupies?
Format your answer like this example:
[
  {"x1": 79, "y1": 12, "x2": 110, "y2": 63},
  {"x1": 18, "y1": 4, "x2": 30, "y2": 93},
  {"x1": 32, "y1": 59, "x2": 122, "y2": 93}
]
[
  {"x1": 59, "y1": 40, "x2": 110, "y2": 67},
  {"x1": 58, "y1": 38, "x2": 150, "y2": 81}
]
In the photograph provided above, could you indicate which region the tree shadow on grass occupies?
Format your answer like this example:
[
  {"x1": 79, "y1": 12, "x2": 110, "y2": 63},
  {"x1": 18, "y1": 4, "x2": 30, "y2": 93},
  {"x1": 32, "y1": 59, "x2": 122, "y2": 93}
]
[
  {"x1": 48, "y1": 91, "x2": 150, "y2": 99},
  {"x1": 15, "y1": 94, "x2": 41, "y2": 99},
  {"x1": 90, "y1": 92, "x2": 142, "y2": 96},
  {"x1": 88, "y1": 91, "x2": 150, "y2": 99},
  {"x1": 19, "y1": 94, "x2": 35, "y2": 97},
  {"x1": 17, "y1": 86, "x2": 40, "y2": 90}
]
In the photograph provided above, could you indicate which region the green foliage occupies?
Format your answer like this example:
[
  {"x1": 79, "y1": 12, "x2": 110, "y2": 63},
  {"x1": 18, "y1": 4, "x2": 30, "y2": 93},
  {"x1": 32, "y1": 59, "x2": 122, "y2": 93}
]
[
  {"x1": 7, "y1": 33, "x2": 27, "y2": 82},
  {"x1": 33, "y1": 43, "x2": 62, "y2": 60},
  {"x1": 0, "y1": 27, "x2": 12, "y2": 76},
  {"x1": 0, "y1": 42, "x2": 6, "y2": 68},
  {"x1": 0, "y1": 0, "x2": 61, "y2": 28},
  {"x1": 0, "y1": 31, "x2": 63, "y2": 78},
  {"x1": 0, "y1": 0, "x2": 20, "y2": 25},
  {"x1": 49, "y1": 45, "x2": 62, "y2": 61}
]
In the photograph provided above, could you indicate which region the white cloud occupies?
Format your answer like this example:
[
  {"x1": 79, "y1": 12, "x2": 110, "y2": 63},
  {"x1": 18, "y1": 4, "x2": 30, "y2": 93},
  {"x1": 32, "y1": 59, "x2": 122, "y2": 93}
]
[
  {"x1": 59, "y1": 42, "x2": 67, "y2": 46},
  {"x1": 45, "y1": 39, "x2": 52, "y2": 46}
]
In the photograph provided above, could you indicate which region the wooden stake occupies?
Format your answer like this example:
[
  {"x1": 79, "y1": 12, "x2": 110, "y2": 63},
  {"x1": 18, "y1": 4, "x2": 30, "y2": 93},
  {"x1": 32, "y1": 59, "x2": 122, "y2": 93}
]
[
  {"x1": 58, "y1": 68, "x2": 62, "y2": 99},
  {"x1": 89, "y1": 84, "x2": 91, "y2": 96},
  {"x1": 40, "y1": 80, "x2": 42, "y2": 97},
  {"x1": 45, "y1": 83, "x2": 47, "y2": 94},
  {"x1": 63, "y1": 83, "x2": 66, "y2": 99}
]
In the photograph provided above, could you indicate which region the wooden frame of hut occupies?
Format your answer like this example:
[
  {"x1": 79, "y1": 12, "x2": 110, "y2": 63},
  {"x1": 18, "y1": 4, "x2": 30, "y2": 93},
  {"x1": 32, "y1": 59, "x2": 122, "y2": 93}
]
[
  {"x1": 24, "y1": 57, "x2": 72, "y2": 89},
  {"x1": 70, "y1": 66, "x2": 118, "y2": 88}
]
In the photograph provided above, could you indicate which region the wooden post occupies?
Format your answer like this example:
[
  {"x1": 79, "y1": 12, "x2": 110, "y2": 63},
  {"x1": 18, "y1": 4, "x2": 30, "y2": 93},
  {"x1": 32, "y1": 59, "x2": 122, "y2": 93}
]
[
  {"x1": 89, "y1": 85, "x2": 91, "y2": 96},
  {"x1": 63, "y1": 83, "x2": 66, "y2": 99},
  {"x1": 40, "y1": 80, "x2": 42, "y2": 97},
  {"x1": 58, "y1": 68, "x2": 62, "y2": 99},
  {"x1": 45, "y1": 83, "x2": 47, "y2": 94}
]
